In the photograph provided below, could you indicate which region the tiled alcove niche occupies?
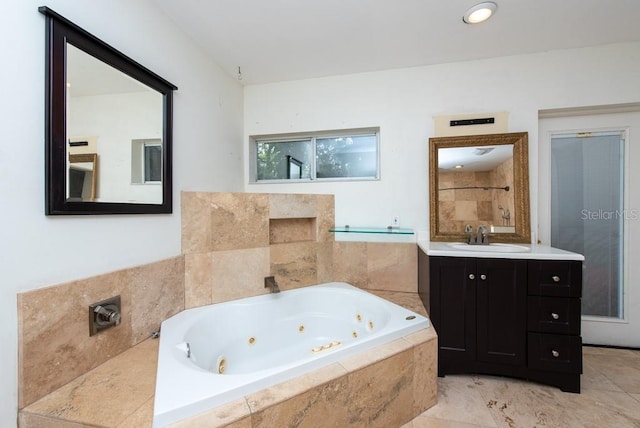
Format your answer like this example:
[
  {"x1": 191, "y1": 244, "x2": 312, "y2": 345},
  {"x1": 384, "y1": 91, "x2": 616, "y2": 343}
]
[{"x1": 181, "y1": 192, "x2": 335, "y2": 305}]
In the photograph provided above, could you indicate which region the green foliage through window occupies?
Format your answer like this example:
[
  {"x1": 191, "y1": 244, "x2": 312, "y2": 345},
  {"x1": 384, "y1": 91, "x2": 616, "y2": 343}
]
[{"x1": 257, "y1": 139, "x2": 312, "y2": 180}]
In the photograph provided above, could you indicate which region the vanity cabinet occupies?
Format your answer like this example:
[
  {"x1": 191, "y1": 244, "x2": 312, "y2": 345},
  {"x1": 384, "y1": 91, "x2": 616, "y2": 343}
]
[
  {"x1": 419, "y1": 251, "x2": 583, "y2": 392},
  {"x1": 526, "y1": 260, "x2": 583, "y2": 392},
  {"x1": 427, "y1": 256, "x2": 527, "y2": 376}
]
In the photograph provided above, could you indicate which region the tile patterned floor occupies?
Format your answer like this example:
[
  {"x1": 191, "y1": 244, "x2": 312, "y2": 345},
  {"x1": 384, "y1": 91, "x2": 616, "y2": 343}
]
[{"x1": 404, "y1": 346, "x2": 640, "y2": 428}]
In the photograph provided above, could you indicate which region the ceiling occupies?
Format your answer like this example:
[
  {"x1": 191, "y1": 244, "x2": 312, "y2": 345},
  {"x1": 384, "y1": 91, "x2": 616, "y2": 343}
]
[
  {"x1": 439, "y1": 144, "x2": 513, "y2": 172},
  {"x1": 152, "y1": 0, "x2": 640, "y2": 85}
]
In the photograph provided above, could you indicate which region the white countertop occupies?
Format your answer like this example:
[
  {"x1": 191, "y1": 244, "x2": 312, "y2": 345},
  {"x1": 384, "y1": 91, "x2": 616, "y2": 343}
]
[{"x1": 417, "y1": 240, "x2": 584, "y2": 261}]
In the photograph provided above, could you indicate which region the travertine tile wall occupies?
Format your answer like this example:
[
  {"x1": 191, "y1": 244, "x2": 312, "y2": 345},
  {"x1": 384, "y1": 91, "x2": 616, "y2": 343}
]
[
  {"x1": 438, "y1": 156, "x2": 514, "y2": 233},
  {"x1": 181, "y1": 191, "x2": 416, "y2": 305},
  {"x1": 181, "y1": 192, "x2": 336, "y2": 307},
  {"x1": 18, "y1": 191, "x2": 419, "y2": 409},
  {"x1": 17, "y1": 257, "x2": 184, "y2": 408},
  {"x1": 438, "y1": 170, "x2": 492, "y2": 232},
  {"x1": 333, "y1": 241, "x2": 417, "y2": 292}
]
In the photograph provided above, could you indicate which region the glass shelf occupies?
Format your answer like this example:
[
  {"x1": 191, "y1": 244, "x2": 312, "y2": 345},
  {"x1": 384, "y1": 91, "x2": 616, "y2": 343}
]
[{"x1": 329, "y1": 226, "x2": 414, "y2": 235}]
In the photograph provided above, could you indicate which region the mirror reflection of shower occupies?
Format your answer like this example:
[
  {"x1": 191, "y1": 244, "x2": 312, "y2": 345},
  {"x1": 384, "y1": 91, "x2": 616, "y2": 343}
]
[{"x1": 498, "y1": 205, "x2": 511, "y2": 226}]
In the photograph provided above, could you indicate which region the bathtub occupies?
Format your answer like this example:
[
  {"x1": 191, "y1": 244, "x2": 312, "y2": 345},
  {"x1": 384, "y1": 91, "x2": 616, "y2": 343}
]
[{"x1": 153, "y1": 282, "x2": 431, "y2": 427}]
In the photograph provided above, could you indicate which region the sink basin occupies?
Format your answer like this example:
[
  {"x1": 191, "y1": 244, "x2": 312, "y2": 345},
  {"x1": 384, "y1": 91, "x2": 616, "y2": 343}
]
[{"x1": 447, "y1": 243, "x2": 531, "y2": 253}]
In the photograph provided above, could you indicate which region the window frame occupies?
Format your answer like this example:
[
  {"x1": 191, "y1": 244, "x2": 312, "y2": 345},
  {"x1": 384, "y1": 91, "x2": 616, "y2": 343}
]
[
  {"x1": 143, "y1": 141, "x2": 163, "y2": 184},
  {"x1": 250, "y1": 128, "x2": 380, "y2": 183},
  {"x1": 131, "y1": 138, "x2": 162, "y2": 185}
]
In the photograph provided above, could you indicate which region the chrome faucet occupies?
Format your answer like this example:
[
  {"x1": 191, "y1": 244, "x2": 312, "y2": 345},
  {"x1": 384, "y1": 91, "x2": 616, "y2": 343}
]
[
  {"x1": 464, "y1": 224, "x2": 475, "y2": 244},
  {"x1": 465, "y1": 224, "x2": 490, "y2": 245},
  {"x1": 264, "y1": 276, "x2": 280, "y2": 293},
  {"x1": 476, "y1": 225, "x2": 489, "y2": 245}
]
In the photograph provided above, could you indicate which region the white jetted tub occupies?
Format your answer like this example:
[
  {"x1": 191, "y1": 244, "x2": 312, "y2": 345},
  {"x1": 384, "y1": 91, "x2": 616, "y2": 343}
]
[{"x1": 153, "y1": 282, "x2": 430, "y2": 427}]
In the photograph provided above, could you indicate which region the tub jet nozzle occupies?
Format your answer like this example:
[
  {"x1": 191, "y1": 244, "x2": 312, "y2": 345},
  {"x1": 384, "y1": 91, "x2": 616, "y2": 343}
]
[{"x1": 176, "y1": 342, "x2": 191, "y2": 358}]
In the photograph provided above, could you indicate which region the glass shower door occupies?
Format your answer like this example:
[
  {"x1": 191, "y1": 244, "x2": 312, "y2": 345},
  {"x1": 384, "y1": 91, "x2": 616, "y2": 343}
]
[{"x1": 550, "y1": 131, "x2": 624, "y2": 320}]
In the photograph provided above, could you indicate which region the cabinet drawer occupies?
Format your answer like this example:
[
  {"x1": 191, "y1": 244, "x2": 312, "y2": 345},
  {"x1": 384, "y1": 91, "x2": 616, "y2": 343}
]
[
  {"x1": 528, "y1": 333, "x2": 582, "y2": 373},
  {"x1": 528, "y1": 260, "x2": 582, "y2": 297},
  {"x1": 527, "y1": 297, "x2": 581, "y2": 335}
]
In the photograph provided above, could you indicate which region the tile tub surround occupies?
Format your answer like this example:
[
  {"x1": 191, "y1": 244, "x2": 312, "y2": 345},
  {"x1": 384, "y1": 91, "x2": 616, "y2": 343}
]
[
  {"x1": 181, "y1": 191, "x2": 417, "y2": 310},
  {"x1": 180, "y1": 192, "x2": 335, "y2": 254},
  {"x1": 182, "y1": 192, "x2": 338, "y2": 308},
  {"x1": 183, "y1": 240, "x2": 417, "y2": 309},
  {"x1": 19, "y1": 292, "x2": 438, "y2": 428},
  {"x1": 17, "y1": 256, "x2": 185, "y2": 409},
  {"x1": 17, "y1": 191, "x2": 422, "y2": 422},
  {"x1": 333, "y1": 242, "x2": 418, "y2": 292}
]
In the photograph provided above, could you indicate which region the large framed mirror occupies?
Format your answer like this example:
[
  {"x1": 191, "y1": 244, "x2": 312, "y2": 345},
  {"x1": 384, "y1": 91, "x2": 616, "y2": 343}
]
[
  {"x1": 429, "y1": 132, "x2": 531, "y2": 243},
  {"x1": 40, "y1": 7, "x2": 177, "y2": 215}
]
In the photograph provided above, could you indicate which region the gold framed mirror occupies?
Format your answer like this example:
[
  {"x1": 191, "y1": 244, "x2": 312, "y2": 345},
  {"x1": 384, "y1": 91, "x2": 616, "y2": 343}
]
[{"x1": 429, "y1": 132, "x2": 531, "y2": 243}]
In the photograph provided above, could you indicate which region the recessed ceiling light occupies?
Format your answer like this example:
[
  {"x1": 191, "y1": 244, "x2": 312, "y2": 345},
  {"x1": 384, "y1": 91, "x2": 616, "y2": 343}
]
[
  {"x1": 463, "y1": 2, "x2": 497, "y2": 24},
  {"x1": 454, "y1": 164, "x2": 464, "y2": 169}
]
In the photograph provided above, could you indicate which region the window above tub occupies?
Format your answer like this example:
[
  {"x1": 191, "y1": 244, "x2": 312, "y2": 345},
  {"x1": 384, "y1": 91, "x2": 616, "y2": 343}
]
[{"x1": 250, "y1": 128, "x2": 380, "y2": 183}]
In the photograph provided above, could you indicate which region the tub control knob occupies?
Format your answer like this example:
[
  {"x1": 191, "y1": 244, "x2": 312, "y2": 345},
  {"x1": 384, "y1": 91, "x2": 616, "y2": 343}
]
[
  {"x1": 551, "y1": 350, "x2": 560, "y2": 358},
  {"x1": 552, "y1": 275, "x2": 560, "y2": 283},
  {"x1": 469, "y1": 274, "x2": 475, "y2": 280},
  {"x1": 94, "y1": 304, "x2": 121, "y2": 325},
  {"x1": 551, "y1": 312, "x2": 560, "y2": 320}
]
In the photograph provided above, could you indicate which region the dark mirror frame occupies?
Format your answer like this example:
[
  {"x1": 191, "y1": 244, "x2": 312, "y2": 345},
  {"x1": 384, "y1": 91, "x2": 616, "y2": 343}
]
[
  {"x1": 429, "y1": 132, "x2": 531, "y2": 243},
  {"x1": 40, "y1": 6, "x2": 177, "y2": 215}
]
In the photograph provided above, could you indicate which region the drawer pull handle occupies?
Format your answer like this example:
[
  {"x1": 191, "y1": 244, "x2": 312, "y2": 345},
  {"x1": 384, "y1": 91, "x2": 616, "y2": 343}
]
[
  {"x1": 551, "y1": 312, "x2": 560, "y2": 320},
  {"x1": 480, "y1": 274, "x2": 487, "y2": 280},
  {"x1": 552, "y1": 275, "x2": 561, "y2": 283},
  {"x1": 469, "y1": 274, "x2": 475, "y2": 280},
  {"x1": 551, "y1": 350, "x2": 560, "y2": 358}
]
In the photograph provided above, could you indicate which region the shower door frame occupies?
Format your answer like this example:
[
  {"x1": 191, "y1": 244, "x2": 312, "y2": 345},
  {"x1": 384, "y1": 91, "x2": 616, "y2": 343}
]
[{"x1": 539, "y1": 110, "x2": 640, "y2": 347}]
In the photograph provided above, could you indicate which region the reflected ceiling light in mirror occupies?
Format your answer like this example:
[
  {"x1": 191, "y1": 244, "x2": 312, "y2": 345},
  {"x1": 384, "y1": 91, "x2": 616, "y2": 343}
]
[
  {"x1": 463, "y1": 2, "x2": 497, "y2": 24},
  {"x1": 454, "y1": 164, "x2": 464, "y2": 169}
]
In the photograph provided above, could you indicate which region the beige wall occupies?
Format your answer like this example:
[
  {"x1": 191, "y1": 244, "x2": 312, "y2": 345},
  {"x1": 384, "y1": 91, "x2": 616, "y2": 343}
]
[{"x1": 17, "y1": 192, "x2": 418, "y2": 408}]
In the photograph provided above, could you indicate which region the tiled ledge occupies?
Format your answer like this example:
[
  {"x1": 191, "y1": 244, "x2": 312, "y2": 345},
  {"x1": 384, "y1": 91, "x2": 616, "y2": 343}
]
[
  {"x1": 19, "y1": 292, "x2": 436, "y2": 428},
  {"x1": 20, "y1": 339, "x2": 159, "y2": 428}
]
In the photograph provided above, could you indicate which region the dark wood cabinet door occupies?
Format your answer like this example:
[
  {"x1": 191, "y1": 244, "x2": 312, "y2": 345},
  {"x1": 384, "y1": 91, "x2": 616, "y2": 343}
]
[
  {"x1": 476, "y1": 258, "x2": 527, "y2": 366},
  {"x1": 430, "y1": 257, "x2": 477, "y2": 366}
]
